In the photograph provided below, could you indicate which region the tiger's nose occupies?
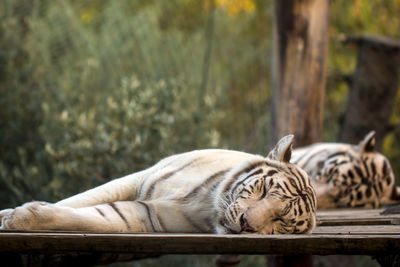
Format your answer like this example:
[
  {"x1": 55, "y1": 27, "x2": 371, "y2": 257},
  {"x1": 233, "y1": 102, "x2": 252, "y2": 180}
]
[{"x1": 240, "y1": 214, "x2": 256, "y2": 233}]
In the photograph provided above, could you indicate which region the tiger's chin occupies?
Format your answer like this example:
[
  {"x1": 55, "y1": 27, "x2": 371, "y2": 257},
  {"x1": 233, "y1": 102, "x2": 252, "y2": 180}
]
[
  {"x1": 215, "y1": 219, "x2": 269, "y2": 235},
  {"x1": 215, "y1": 220, "x2": 238, "y2": 234},
  {"x1": 216, "y1": 227, "x2": 273, "y2": 235}
]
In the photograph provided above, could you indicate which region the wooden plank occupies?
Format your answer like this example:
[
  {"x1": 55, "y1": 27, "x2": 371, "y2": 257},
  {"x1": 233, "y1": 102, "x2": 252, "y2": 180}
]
[
  {"x1": 316, "y1": 208, "x2": 400, "y2": 226},
  {"x1": 317, "y1": 217, "x2": 399, "y2": 226},
  {"x1": 317, "y1": 208, "x2": 381, "y2": 217},
  {"x1": 0, "y1": 232, "x2": 399, "y2": 255},
  {"x1": 313, "y1": 225, "x2": 400, "y2": 235},
  {"x1": 317, "y1": 208, "x2": 400, "y2": 219}
]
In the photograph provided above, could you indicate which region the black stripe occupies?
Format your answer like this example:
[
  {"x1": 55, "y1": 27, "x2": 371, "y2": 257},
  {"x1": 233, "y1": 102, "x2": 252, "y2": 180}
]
[
  {"x1": 246, "y1": 168, "x2": 264, "y2": 179},
  {"x1": 298, "y1": 201, "x2": 303, "y2": 216},
  {"x1": 372, "y1": 184, "x2": 380, "y2": 199},
  {"x1": 354, "y1": 166, "x2": 366, "y2": 183},
  {"x1": 275, "y1": 183, "x2": 287, "y2": 194},
  {"x1": 302, "y1": 194, "x2": 310, "y2": 213},
  {"x1": 287, "y1": 177, "x2": 301, "y2": 193},
  {"x1": 95, "y1": 207, "x2": 106, "y2": 218},
  {"x1": 230, "y1": 169, "x2": 264, "y2": 194},
  {"x1": 383, "y1": 161, "x2": 388, "y2": 176},
  {"x1": 378, "y1": 182, "x2": 383, "y2": 193},
  {"x1": 182, "y1": 211, "x2": 206, "y2": 232},
  {"x1": 223, "y1": 161, "x2": 265, "y2": 194},
  {"x1": 208, "y1": 180, "x2": 224, "y2": 199},
  {"x1": 293, "y1": 167, "x2": 307, "y2": 190},
  {"x1": 334, "y1": 160, "x2": 349, "y2": 166},
  {"x1": 286, "y1": 168, "x2": 313, "y2": 213},
  {"x1": 327, "y1": 151, "x2": 346, "y2": 160},
  {"x1": 281, "y1": 203, "x2": 291, "y2": 216},
  {"x1": 292, "y1": 148, "x2": 324, "y2": 167},
  {"x1": 326, "y1": 169, "x2": 338, "y2": 183},
  {"x1": 286, "y1": 167, "x2": 304, "y2": 192},
  {"x1": 309, "y1": 189, "x2": 317, "y2": 211},
  {"x1": 157, "y1": 214, "x2": 166, "y2": 232},
  {"x1": 362, "y1": 158, "x2": 370, "y2": 180},
  {"x1": 267, "y1": 178, "x2": 274, "y2": 190},
  {"x1": 258, "y1": 184, "x2": 267, "y2": 200},
  {"x1": 228, "y1": 208, "x2": 236, "y2": 221},
  {"x1": 108, "y1": 202, "x2": 130, "y2": 230},
  {"x1": 281, "y1": 181, "x2": 296, "y2": 196},
  {"x1": 142, "y1": 160, "x2": 197, "y2": 199},
  {"x1": 233, "y1": 205, "x2": 238, "y2": 215},
  {"x1": 366, "y1": 186, "x2": 372, "y2": 198},
  {"x1": 136, "y1": 201, "x2": 156, "y2": 232},
  {"x1": 242, "y1": 188, "x2": 252, "y2": 195},
  {"x1": 306, "y1": 193, "x2": 314, "y2": 212},
  {"x1": 370, "y1": 161, "x2": 377, "y2": 179},
  {"x1": 266, "y1": 170, "x2": 278, "y2": 177},
  {"x1": 182, "y1": 170, "x2": 229, "y2": 200}
]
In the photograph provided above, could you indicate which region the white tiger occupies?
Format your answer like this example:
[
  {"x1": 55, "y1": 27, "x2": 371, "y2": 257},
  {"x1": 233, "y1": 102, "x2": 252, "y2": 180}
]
[
  {"x1": 0, "y1": 135, "x2": 316, "y2": 235},
  {"x1": 292, "y1": 131, "x2": 400, "y2": 209}
]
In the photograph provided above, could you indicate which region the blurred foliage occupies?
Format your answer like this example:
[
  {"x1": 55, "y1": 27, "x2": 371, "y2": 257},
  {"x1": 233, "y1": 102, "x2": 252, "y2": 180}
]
[
  {"x1": 0, "y1": 0, "x2": 274, "y2": 207},
  {"x1": 1, "y1": 0, "x2": 400, "y2": 206}
]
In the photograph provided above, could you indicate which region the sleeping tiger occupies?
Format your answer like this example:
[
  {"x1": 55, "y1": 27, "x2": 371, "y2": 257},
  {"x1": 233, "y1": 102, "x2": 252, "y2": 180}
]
[
  {"x1": 0, "y1": 135, "x2": 316, "y2": 235},
  {"x1": 292, "y1": 131, "x2": 400, "y2": 209}
]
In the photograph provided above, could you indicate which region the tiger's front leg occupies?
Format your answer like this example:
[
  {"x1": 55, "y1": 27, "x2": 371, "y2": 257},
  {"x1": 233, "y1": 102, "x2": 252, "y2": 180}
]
[{"x1": 0, "y1": 201, "x2": 154, "y2": 232}]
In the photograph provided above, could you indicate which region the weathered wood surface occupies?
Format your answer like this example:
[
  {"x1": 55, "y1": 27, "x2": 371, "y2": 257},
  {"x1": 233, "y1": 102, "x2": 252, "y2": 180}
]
[
  {"x1": 0, "y1": 208, "x2": 399, "y2": 256},
  {"x1": 313, "y1": 225, "x2": 400, "y2": 234},
  {"x1": 339, "y1": 35, "x2": 400, "y2": 149},
  {"x1": 0, "y1": 232, "x2": 399, "y2": 255},
  {"x1": 317, "y1": 208, "x2": 400, "y2": 226},
  {"x1": 270, "y1": 0, "x2": 329, "y2": 147}
]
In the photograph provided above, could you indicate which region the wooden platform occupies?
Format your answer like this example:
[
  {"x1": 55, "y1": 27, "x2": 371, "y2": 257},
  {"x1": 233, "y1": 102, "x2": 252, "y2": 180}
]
[{"x1": 0, "y1": 209, "x2": 399, "y2": 256}]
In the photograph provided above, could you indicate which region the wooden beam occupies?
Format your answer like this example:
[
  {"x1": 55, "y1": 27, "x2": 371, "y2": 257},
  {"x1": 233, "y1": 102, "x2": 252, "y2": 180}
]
[
  {"x1": 270, "y1": 0, "x2": 329, "y2": 147},
  {"x1": 317, "y1": 208, "x2": 400, "y2": 226},
  {"x1": 339, "y1": 35, "x2": 400, "y2": 149},
  {"x1": 0, "y1": 231, "x2": 399, "y2": 255},
  {"x1": 314, "y1": 225, "x2": 400, "y2": 235}
]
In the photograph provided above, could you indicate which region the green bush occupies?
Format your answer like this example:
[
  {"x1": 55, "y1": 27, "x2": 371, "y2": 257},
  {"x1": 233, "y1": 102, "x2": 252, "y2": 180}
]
[{"x1": 0, "y1": 0, "x2": 270, "y2": 206}]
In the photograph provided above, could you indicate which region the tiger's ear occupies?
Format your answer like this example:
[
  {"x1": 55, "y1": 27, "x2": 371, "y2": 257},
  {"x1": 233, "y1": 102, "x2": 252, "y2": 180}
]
[
  {"x1": 267, "y1": 135, "x2": 294, "y2": 163},
  {"x1": 357, "y1": 131, "x2": 376, "y2": 153}
]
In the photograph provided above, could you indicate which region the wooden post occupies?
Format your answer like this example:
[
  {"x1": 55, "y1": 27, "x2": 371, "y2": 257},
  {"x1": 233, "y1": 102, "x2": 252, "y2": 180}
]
[
  {"x1": 339, "y1": 35, "x2": 400, "y2": 150},
  {"x1": 270, "y1": 0, "x2": 329, "y2": 147},
  {"x1": 269, "y1": 0, "x2": 329, "y2": 266}
]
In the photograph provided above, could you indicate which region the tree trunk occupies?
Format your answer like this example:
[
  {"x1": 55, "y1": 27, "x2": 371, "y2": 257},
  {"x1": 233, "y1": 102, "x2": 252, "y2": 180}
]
[
  {"x1": 339, "y1": 35, "x2": 400, "y2": 150},
  {"x1": 271, "y1": 0, "x2": 329, "y2": 147},
  {"x1": 269, "y1": 0, "x2": 329, "y2": 266}
]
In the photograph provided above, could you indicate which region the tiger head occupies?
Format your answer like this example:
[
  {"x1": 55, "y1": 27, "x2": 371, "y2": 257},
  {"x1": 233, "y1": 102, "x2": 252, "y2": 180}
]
[
  {"x1": 313, "y1": 131, "x2": 400, "y2": 209},
  {"x1": 215, "y1": 135, "x2": 316, "y2": 235}
]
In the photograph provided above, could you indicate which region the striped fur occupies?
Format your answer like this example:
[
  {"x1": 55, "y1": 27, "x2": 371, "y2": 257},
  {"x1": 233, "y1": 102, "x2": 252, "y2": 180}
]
[
  {"x1": 292, "y1": 131, "x2": 400, "y2": 209},
  {"x1": 0, "y1": 135, "x2": 316, "y2": 235}
]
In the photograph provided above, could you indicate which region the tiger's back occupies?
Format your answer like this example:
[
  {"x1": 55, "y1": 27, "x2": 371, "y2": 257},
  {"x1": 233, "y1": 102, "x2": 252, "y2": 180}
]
[
  {"x1": 137, "y1": 149, "x2": 256, "y2": 201},
  {"x1": 292, "y1": 131, "x2": 400, "y2": 209}
]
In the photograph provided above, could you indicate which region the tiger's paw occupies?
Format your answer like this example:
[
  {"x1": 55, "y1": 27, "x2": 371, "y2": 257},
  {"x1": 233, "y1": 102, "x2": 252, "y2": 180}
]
[
  {"x1": 0, "y1": 201, "x2": 54, "y2": 230},
  {"x1": 0, "y1": 208, "x2": 14, "y2": 228}
]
